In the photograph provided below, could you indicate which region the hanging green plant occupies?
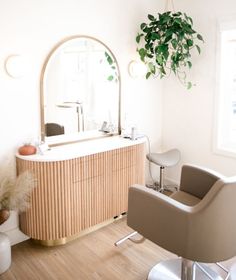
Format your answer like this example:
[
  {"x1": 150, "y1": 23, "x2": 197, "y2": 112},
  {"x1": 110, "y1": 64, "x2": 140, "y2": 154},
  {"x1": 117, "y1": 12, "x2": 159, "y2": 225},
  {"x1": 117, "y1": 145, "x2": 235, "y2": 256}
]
[{"x1": 136, "y1": 11, "x2": 204, "y2": 89}]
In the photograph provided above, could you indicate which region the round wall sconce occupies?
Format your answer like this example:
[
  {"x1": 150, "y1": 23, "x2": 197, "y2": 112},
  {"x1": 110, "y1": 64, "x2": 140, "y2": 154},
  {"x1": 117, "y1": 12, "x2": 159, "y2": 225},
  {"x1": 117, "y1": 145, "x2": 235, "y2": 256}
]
[
  {"x1": 128, "y1": 60, "x2": 147, "y2": 78},
  {"x1": 4, "y1": 55, "x2": 25, "y2": 78}
]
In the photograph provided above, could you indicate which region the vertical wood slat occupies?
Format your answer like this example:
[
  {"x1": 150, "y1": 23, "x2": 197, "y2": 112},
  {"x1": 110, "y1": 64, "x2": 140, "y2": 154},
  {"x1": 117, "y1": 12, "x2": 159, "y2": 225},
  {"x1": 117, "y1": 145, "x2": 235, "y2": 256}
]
[{"x1": 16, "y1": 143, "x2": 145, "y2": 242}]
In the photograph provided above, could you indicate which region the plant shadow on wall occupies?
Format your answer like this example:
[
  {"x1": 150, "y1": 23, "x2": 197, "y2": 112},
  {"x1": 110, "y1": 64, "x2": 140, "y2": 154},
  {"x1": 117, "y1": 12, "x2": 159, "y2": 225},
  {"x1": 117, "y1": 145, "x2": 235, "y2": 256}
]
[
  {"x1": 0, "y1": 171, "x2": 36, "y2": 225},
  {"x1": 136, "y1": 11, "x2": 204, "y2": 89}
]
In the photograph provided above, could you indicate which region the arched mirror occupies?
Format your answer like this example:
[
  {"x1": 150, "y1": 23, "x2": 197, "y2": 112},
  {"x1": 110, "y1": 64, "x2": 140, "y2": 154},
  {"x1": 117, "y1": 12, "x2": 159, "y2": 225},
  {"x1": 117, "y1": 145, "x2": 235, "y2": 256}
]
[{"x1": 40, "y1": 35, "x2": 121, "y2": 146}]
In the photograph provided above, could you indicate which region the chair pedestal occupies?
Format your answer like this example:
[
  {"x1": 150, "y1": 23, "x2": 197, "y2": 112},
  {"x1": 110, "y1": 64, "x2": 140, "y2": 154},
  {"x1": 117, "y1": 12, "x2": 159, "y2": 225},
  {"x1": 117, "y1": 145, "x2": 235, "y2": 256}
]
[
  {"x1": 148, "y1": 259, "x2": 223, "y2": 280},
  {"x1": 147, "y1": 149, "x2": 181, "y2": 193}
]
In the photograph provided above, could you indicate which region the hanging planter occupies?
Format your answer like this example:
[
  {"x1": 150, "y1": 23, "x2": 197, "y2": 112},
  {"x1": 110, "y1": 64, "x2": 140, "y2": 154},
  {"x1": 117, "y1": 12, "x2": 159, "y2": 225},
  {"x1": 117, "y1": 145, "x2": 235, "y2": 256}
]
[{"x1": 136, "y1": 11, "x2": 204, "y2": 89}]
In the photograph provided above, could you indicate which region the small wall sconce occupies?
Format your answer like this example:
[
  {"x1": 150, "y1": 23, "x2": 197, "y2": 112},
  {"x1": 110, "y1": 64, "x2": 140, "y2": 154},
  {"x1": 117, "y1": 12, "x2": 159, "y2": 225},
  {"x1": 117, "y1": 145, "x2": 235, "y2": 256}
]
[
  {"x1": 128, "y1": 60, "x2": 147, "y2": 78},
  {"x1": 4, "y1": 55, "x2": 26, "y2": 78}
]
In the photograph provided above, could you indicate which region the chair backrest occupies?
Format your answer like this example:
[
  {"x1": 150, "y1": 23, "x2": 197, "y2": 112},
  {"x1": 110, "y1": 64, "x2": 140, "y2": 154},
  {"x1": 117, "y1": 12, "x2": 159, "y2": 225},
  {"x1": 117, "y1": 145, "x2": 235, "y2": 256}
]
[
  {"x1": 180, "y1": 165, "x2": 222, "y2": 199},
  {"x1": 187, "y1": 176, "x2": 236, "y2": 262},
  {"x1": 45, "y1": 123, "x2": 64, "y2": 136}
]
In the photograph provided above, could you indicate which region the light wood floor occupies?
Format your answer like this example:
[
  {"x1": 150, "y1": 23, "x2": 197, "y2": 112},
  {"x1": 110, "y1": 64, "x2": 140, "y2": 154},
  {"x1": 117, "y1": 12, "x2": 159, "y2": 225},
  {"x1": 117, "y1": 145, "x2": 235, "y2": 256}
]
[{"x1": 1, "y1": 218, "x2": 235, "y2": 280}]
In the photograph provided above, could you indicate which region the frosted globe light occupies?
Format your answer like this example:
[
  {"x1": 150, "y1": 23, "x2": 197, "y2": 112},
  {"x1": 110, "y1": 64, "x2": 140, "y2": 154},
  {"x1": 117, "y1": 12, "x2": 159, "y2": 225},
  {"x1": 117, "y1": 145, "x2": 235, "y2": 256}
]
[
  {"x1": 4, "y1": 55, "x2": 26, "y2": 78},
  {"x1": 128, "y1": 60, "x2": 147, "y2": 78}
]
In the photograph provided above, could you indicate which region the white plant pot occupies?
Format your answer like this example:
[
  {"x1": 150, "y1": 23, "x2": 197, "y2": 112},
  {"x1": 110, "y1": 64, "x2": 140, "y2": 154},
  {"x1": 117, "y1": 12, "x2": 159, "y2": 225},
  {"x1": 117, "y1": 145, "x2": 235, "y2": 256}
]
[{"x1": 0, "y1": 232, "x2": 11, "y2": 274}]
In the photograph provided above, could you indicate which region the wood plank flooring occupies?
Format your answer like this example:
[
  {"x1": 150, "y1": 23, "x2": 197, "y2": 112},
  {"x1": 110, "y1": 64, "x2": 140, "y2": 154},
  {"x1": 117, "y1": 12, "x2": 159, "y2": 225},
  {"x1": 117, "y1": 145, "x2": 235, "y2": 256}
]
[{"x1": 0, "y1": 218, "x2": 235, "y2": 280}]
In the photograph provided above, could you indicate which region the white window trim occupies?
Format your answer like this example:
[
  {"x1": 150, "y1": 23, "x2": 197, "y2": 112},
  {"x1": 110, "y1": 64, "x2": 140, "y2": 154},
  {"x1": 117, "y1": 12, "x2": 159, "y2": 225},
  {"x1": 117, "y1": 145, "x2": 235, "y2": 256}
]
[{"x1": 213, "y1": 19, "x2": 236, "y2": 159}]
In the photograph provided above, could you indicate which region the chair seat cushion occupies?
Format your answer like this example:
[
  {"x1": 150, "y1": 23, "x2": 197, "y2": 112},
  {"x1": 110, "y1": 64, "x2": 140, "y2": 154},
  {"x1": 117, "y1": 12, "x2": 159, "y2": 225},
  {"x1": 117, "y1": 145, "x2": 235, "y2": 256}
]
[
  {"x1": 170, "y1": 190, "x2": 201, "y2": 206},
  {"x1": 147, "y1": 149, "x2": 180, "y2": 167}
]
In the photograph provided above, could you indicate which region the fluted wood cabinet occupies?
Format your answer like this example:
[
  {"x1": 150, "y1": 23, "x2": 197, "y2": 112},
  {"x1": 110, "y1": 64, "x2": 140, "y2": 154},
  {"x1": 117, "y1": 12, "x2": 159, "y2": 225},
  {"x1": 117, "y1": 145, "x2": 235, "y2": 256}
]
[{"x1": 16, "y1": 142, "x2": 145, "y2": 245}]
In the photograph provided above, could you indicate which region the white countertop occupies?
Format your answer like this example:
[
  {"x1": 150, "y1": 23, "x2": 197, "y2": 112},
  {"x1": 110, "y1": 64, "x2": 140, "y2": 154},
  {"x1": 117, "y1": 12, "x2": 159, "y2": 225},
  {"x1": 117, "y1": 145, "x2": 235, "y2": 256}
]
[{"x1": 16, "y1": 135, "x2": 146, "y2": 162}]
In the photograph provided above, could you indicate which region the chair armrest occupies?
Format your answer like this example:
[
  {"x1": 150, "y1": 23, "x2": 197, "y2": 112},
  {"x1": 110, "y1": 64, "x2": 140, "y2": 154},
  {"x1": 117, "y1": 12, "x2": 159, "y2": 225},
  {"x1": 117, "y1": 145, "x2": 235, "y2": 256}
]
[
  {"x1": 127, "y1": 184, "x2": 191, "y2": 257},
  {"x1": 128, "y1": 179, "x2": 236, "y2": 263},
  {"x1": 180, "y1": 164, "x2": 223, "y2": 199}
]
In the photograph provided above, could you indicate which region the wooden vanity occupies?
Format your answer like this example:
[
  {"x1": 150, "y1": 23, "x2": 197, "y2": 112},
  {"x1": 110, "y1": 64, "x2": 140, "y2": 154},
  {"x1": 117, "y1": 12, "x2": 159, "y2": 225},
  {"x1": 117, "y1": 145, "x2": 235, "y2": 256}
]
[{"x1": 16, "y1": 136, "x2": 145, "y2": 245}]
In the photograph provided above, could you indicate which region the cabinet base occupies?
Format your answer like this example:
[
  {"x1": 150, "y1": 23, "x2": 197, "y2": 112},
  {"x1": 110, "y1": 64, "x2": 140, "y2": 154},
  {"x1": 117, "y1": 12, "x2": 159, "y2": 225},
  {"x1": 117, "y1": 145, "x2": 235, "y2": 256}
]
[{"x1": 32, "y1": 215, "x2": 125, "y2": 246}]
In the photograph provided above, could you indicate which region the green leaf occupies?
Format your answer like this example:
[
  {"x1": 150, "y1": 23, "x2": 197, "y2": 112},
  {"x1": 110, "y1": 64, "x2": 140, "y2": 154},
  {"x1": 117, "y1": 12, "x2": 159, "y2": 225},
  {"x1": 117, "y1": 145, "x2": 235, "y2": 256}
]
[
  {"x1": 140, "y1": 23, "x2": 146, "y2": 30},
  {"x1": 184, "y1": 44, "x2": 189, "y2": 50},
  {"x1": 197, "y1": 33, "x2": 204, "y2": 42},
  {"x1": 171, "y1": 38, "x2": 178, "y2": 49},
  {"x1": 187, "y1": 81, "x2": 192, "y2": 89},
  {"x1": 136, "y1": 34, "x2": 141, "y2": 43},
  {"x1": 143, "y1": 26, "x2": 152, "y2": 33},
  {"x1": 182, "y1": 23, "x2": 195, "y2": 34},
  {"x1": 145, "y1": 42, "x2": 153, "y2": 50},
  {"x1": 107, "y1": 75, "x2": 114, "y2": 81},
  {"x1": 187, "y1": 61, "x2": 192, "y2": 69},
  {"x1": 156, "y1": 55, "x2": 163, "y2": 65},
  {"x1": 173, "y1": 12, "x2": 182, "y2": 17},
  {"x1": 162, "y1": 14, "x2": 171, "y2": 23},
  {"x1": 174, "y1": 18, "x2": 182, "y2": 25},
  {"x1": 196, "y1": 45, "x2": 201, "y2": 54},
  {"x1": 163, "y1": 50, "x2": 169, "y2": 61},
  {"x1": 171, "y1": 63, "x2": 177, "y2": 74},
  {"x1": 146, "y1": 72, "x2": 152, "y2": 79},
  {"x1": 138, "y1": 48, "x2": 147, "y2": 61},
  {"x1": 168, "y1": 34, "x2": 175, "y2": 43},
  {"x1": 187, "y1": 16, "x2": 193, "y2": 25},
  {"x1": 148, "y1": 62, "x2": 156, "y2": 74},
  {"x1": 151, "y1": 32, "x2": 160, "y2": 40},
  {"x1": 158, "y1": 44, "x2": 168, "y2": 53},
  {"x1": 105, "y1": 52, "x2": 113, "y2": 65},
  {"x1": 159, "y1": 66, "x2": 166, "y2": 78},
  {"x1": 147, "y1": 53, "x2": 154, "y2": 58},
  {"x1": 167, "y1": 27, "x2": 176, "y2": 36},
  {"x1": 186, "y1": 39, "x2": 193, "y2": 47},
  {"x1": 107, "y1": 57, "x2": 113, "y2": 65},
  {"x1": 148, "y1": 14, "x2": 155, "y2": 21}
]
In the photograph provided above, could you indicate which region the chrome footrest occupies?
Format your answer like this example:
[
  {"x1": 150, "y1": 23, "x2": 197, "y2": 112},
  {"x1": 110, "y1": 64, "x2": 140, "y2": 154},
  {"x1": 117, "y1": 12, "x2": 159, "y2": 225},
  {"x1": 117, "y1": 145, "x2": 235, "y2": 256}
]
[{"x1": 114, "y1": 231, "x2": 145, "y2": 246}]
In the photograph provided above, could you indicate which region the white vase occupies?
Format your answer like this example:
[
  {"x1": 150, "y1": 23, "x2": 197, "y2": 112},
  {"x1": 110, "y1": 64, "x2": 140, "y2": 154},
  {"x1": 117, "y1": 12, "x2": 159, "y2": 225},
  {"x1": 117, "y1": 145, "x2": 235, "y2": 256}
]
[{"x1": 0, "y1": 232, "x2": 11, "y2": 274}]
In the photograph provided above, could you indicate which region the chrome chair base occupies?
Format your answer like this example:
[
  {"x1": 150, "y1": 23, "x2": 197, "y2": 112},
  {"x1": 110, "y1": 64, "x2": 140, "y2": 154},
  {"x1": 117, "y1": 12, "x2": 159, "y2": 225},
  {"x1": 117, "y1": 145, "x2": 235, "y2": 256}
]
[
  {"x1": 146, "y1": 182, "x2": 178, "y2": 193},
  {"x1": 148, "y1": 259, "x2": 223, "y2": 280}
]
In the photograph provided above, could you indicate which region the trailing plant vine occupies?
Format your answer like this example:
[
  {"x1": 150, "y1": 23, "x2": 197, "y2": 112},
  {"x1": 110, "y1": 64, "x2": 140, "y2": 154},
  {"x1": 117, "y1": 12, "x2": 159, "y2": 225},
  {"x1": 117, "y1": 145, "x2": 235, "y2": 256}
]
[
  {"x1": 136, "y1": 11, "x2": 204, "y2": 89},
  {"x1": 104, "y1": 51, "x2": 118, "y2": 82}
]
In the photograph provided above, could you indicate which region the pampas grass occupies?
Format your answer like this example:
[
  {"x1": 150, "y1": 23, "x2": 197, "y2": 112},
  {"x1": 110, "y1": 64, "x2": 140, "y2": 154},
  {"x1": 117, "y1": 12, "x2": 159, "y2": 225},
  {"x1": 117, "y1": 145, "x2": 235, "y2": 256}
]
[{"x1": 0, "y1": 171, "x2": 36, "y2": 212}]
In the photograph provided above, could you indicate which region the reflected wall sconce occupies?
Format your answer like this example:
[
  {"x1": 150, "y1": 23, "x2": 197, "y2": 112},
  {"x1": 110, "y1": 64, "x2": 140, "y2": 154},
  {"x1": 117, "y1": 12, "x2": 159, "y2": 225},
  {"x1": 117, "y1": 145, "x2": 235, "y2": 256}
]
[
  {"x1": 4, "y1": 55, "x2": 26, "y2": 78},
  {"x1": 128, "y1": 60, "x2": 147, "y2": 78}
]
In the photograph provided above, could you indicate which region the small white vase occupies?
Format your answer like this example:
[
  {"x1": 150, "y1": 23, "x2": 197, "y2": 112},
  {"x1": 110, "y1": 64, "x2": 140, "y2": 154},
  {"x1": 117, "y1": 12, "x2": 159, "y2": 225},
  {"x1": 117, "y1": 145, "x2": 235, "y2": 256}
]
[{"x1": 0, "y1": 232, "x2": 11, "y2": 274}]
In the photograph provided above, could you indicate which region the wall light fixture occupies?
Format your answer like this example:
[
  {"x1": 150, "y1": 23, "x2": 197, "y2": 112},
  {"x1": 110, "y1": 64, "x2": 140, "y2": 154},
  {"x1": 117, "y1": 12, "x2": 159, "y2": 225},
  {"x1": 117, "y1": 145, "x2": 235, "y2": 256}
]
[
  {"x1": 128, "y1": 60, "x2": 147, "y2": 78},
  {"x1": 4, "y1": 55, "x2": 25, "y2": 78}
]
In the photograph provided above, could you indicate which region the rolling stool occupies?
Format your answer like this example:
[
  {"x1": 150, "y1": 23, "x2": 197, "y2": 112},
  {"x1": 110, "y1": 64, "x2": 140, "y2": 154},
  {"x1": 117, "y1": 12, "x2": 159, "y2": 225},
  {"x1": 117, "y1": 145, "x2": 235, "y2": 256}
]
[
  {"x1": 0, "y1": 232, "x2": 11, "y2": 274},
  {"x1": 147, "y1": 148, "x2": 181, "y2": 193}
]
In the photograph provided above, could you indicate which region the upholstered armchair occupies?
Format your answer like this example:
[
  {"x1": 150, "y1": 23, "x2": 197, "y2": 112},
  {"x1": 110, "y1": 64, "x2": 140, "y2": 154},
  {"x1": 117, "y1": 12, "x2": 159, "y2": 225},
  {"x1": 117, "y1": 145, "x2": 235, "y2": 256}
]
[
  {"x1": 45, "y1": 123, "x2": 64, "y2": 136},
  {"x1": 127, "y1": 164, "x2": 236, "y2": 279}
]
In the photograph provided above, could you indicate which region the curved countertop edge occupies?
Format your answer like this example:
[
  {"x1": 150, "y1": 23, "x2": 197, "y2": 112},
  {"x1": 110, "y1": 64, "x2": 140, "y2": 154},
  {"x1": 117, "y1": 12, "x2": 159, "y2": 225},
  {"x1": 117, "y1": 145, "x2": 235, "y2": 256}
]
[{"x1": 16, "y1": 135, "x2": 146, "y2": 162}]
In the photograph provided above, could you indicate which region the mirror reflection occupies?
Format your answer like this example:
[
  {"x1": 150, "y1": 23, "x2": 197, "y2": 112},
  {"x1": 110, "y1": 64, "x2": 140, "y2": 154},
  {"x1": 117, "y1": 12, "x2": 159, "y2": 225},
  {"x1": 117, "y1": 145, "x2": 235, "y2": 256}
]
[{"x1": 41, "y1": 36, "x2": 120, "y2": 145}]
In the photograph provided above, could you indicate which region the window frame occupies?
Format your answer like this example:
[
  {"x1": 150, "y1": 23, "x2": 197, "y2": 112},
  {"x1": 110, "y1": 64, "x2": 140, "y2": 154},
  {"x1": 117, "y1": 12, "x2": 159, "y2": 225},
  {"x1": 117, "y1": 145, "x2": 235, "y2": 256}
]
[{"x1": 213, "y1": 19, "x2": 236, "y2": 158}]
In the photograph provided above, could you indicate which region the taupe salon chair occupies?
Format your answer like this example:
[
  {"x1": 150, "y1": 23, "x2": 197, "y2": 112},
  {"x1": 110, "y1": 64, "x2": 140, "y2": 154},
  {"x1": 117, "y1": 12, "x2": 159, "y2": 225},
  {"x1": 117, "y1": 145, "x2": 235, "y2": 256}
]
[
  {"x1": 127, "y1": 164, "x2": 236, "y2": 280},
  {"x1": 45, "y1": 123, "x2": 65, "y2": 137},
  {"x1": 147, "y1": 149, "x2": 181, "y2": 192}
]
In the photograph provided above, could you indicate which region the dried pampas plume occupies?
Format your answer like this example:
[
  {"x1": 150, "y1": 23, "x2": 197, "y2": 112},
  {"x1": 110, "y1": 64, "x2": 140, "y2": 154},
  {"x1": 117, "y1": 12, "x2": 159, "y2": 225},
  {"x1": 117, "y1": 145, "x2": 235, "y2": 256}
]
[{"x1": 0, "y1": 171, "x2": 36, "y2": 212}]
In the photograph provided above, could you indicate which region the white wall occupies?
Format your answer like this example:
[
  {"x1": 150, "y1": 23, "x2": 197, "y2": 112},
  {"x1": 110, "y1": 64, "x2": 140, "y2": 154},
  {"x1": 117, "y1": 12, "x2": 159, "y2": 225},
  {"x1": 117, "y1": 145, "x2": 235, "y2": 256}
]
[
  {"x1": 162, "y1": 0, "x2": 236, "y2": 183},
  {"x1": 4, "y1": 0, "x2": 233, "y2": 244},
  {"x1": 0, "y1": 0, "x2": 163, "y2": 243}
]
